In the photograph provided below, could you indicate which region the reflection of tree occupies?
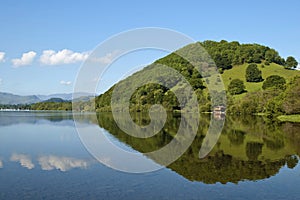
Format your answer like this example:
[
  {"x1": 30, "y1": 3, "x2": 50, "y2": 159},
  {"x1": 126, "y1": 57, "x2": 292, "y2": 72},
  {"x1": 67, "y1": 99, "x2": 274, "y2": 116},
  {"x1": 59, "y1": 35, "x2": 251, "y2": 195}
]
[
  {"x1": 286, "y1": 155, "x2": 299, "y2": 169},
  {"x1": 263, "y1": 138, "x2": 284, "y2": 151},
  {"x1": 199, "y1": 114, "x2": 225, "y2": 158},
  {"x1": 227, "y1": 130, "x2": 245, "y2": 146},
  {"x1": 246, "y1": 142, "x2": 264, "y2": 160},
  {"x1": 283, "y1": 123, "x2": 300, "y2": 155}
]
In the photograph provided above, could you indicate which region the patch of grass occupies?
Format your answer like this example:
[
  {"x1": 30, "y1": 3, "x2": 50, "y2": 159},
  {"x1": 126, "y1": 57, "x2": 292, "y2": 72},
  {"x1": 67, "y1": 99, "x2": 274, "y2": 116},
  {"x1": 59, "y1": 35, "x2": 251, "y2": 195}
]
[
  {"x1": 254, "y1": 113, "x2": 269, "y2": 116},
  {"x1": 221, "y1": 63, "x2": 300, "y2": 100},
  {"x1": 277, "y1": 115, "x2": 300, "y2": 123}
]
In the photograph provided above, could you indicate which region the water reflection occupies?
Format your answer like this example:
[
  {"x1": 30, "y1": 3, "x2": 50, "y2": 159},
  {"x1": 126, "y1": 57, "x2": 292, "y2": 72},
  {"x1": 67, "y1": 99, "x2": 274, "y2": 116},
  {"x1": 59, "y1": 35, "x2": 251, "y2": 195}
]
[
  {"x1": 38, "y1": 155, "x2": 90, "y2": 172},
  {"x1": 0, "y1": 111, "x2": 94, "y2": 172},
  {"x1": 1, "y1": 111, "x2": 300, "y2": 184},
  {"x1": 0, "y1": 111, "x2": 74, "y2": 126},
  {"x1": 96, "y1": 112, "x2": 300, "y2": 184},
  {"x1": 5, "y1": 153, "x2": 92, "y2": 172}
]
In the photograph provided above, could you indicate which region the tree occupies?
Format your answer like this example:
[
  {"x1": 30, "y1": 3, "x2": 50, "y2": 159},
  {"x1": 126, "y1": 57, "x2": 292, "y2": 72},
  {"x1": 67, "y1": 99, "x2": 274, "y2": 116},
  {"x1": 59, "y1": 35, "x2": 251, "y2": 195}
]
[
  {"x1": 265, "y1": 49, "x2": 278, "y2": 63},
  {"x1": 285, "y1": 56, "x2": 298, "y2": 69},
  {"x1": 245, "y1": 64, "x2": 263, "y2": 82},
  {"x1": 262, "y1": 75, "x2": 286, "y2": 90},
  {"x1": 213, "y1": 53, "x2": 232, "y2": 70},
  {"x1": 282, "y1": 76, "x2": 300, "y2": 114},
  {"x1": 228, "y1": 79, "x2": 245, "y2": 95},
  {"x1": 190, "y1": 77, "x2": 205, "y2": 89}
]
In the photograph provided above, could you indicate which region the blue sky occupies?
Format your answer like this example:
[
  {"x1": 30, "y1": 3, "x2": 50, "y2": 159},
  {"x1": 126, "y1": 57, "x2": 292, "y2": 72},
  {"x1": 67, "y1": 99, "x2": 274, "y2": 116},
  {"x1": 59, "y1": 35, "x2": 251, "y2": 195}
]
[{"x1": 0, "y1": 0, "x2": 299, "y2": 95}]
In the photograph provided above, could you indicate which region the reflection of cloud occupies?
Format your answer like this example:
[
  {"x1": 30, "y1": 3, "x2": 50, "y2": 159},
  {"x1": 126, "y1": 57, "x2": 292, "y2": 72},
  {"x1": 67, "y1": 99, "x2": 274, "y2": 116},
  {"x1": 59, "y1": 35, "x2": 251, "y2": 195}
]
[
  {"x1": 10, "y1": 153, "x2": 35, "y2": 169},
  {"x1": 0, "y1": 160, "x2": 3, "y2": 168},
  {"x1": 38, "y1": 155, "x2": 89, "y2": 172},
  {"x1": 101, "y1": 156, "x2": 112, "y2": 166}
]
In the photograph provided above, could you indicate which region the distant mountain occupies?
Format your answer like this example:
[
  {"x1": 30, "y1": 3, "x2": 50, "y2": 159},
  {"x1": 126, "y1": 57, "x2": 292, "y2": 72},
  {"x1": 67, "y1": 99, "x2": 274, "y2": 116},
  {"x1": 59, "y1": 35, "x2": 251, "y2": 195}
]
[
  {"x1": 37, "y1": 92, "x2": 94, "y2": 101},
  {"x1": 42, "y1": 98, "x2": 69, "y2": 103},
  {"x1": 0, "y1": 92, "x2": 95, "y2": 105},
  {"x1": 0, "y1": 92, "x2": 40, "y2": 105}
]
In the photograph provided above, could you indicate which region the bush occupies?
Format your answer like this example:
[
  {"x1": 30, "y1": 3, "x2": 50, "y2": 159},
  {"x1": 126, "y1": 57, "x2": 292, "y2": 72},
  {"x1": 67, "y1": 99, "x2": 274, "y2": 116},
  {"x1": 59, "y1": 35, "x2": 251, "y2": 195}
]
[
  {"x1": 262, "y1": 75, "x2": 286, "y2": 90},
  {"x1": 246, "y1": 64, "x2": 263, "y2": 82},
  {"x1": 228, "y1": 79, "x2": 246, "y2": 95}
]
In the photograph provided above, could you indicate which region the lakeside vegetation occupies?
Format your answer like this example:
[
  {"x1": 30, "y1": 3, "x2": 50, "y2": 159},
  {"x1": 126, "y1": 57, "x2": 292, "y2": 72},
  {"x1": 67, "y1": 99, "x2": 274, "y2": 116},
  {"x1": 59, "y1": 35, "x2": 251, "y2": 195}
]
[
  {"x1": 0, "y1": 98, "x2": 72, "y2": 111},
  {"x1": 30, "y1": 101, "x2": 72, "y2": 111}
]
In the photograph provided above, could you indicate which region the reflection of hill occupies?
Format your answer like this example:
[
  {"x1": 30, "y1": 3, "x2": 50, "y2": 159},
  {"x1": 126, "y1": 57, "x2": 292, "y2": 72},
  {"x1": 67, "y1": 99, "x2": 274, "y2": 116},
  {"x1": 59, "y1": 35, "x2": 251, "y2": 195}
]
[
  {"x1": 97, "y1": 112, "x2": 179, "y2": 153},
  {"x1": 169, "y1": 150, "x2": 289, "y2": 184},
  {"x1": 97, "y1": 112, "x2": 300, "y2": 184}
]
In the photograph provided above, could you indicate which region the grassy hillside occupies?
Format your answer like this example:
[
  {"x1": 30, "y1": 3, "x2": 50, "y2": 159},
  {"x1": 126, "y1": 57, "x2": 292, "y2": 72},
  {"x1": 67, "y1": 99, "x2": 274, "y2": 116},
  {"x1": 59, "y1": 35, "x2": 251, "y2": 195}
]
[{"x1": 221, "y1": 63, "x2": 300, "y2": 99}]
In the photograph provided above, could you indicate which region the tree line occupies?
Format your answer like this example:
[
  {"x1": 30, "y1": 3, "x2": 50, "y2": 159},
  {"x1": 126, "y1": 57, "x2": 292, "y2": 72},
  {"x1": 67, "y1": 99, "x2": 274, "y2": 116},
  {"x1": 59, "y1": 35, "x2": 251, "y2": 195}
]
[{"x1": 201, "y1": 40, "x2": 297, "y2": 71}]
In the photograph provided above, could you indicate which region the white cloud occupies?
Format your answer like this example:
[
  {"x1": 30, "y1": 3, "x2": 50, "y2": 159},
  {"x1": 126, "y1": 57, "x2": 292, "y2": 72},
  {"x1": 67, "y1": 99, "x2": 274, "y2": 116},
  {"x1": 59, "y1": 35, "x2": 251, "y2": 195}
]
[
  {"x1": 60, "y1": 80, "x2": 72, "y2": 85},
  {"x1": 0, "y1": 78, "x2": 2, "y2": 85},
  {"x1": 90, "y1": 50, "x2": 120, "y2": 64},
  {"x1": 0, "y1": 159, "x2": 3, "y2": 168},
  {"x1": 95, "y1": 52, "x2": 118, "y2": 64},
  {"x1": 0, "y1": 52, "x2": 5, "y2": 62},
  {"x1": 40, "y1": 49, "x2": 89, "y2": 65},
  {"x1": 11, "y1": 51, "x2": 37, "y2": 67},
  {"x1": 38, "y1": 155, "x2": 89, "y2": 172},
  {"x1": 10, "y1": 153, "x2": 35, "y2": 169}
]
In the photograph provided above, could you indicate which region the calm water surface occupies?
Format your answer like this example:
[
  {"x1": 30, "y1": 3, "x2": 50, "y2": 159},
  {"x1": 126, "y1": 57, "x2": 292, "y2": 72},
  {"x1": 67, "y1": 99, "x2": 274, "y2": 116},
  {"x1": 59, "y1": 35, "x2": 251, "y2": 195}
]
[{"x1": 0, "y1": 111, "x2": 300, "y2": 200}]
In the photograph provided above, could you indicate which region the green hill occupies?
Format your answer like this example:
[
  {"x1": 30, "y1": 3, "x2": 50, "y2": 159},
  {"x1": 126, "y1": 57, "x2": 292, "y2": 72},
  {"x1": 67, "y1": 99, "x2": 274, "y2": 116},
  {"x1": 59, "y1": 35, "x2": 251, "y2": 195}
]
[{"x1": 95, "y1": 40, "x2": 300, "y2": 115}]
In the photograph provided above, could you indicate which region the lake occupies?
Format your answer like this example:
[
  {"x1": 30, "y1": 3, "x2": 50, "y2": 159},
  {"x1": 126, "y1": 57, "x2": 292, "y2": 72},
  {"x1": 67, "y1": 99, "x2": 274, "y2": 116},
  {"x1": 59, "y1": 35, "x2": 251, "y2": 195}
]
[{"x1": 0, "y1": 111, "x2": 300, "y2": 200}]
